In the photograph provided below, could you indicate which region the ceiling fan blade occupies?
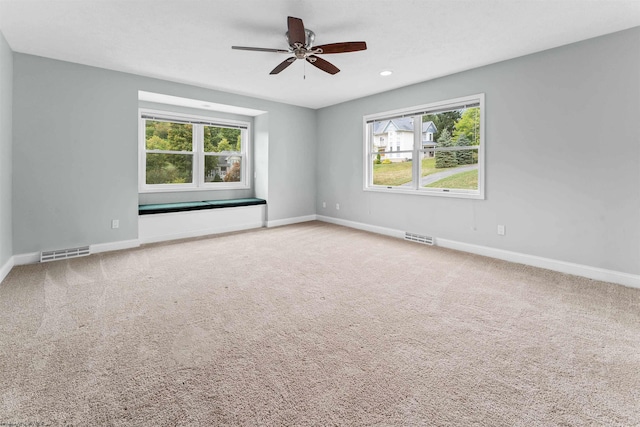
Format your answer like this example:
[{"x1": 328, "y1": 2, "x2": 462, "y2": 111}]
[
  {"x1": 232, "y1": 46, "x2": 290, "y2": 53},
  {"x1": 270, "y1": 57, "x2": 297, "y2": 75},
  {"x1": 287, "y1": 16, "x2": 306, "y2": 47},
  {"x1": 306, "y1": 55, "x2": 340, "y2": 75},
  {"x1": 314, "y1": 42, "x2": 367, "y2": 54}
]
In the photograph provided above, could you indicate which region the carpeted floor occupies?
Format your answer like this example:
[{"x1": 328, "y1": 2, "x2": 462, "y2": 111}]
[{"x1": 1, "y1": 221, "x2": 639, "y2": 426}]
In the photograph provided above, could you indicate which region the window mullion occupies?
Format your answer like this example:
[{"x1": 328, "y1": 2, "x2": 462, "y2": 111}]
[
  {"x1": 366, "y1": 123, "x2": 376, "y2": 186},
  {"x1": 139, "y1": 119, "x2": 147, "y2": 189},
  {"x1": 195, "y1": 124, "x2": 203, "y2": 187},
  {"x1": 365, "y1": 121, "x2": 372, "y2": 187},
  {"x1": 412, "y1": 115, "x2": 421, "y2": 190}
]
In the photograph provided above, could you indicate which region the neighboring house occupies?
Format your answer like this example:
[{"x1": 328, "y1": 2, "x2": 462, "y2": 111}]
[
  {"x1": 421, "y1": 121, "x2": 437, "y2": 156},
  {"x1": 205, "y1": 155, "x2": 242, "y2": 182},
  {"x1": 373, "y1": 118, "x2": 437, "y2": 161}
]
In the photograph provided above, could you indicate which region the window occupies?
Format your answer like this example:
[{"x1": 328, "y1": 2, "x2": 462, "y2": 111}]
[
  {"x1": 364, "y1": 93, "x2": 484, "y2": 199},
  {"x1": 139, "y1": 110, "x2": 250, "y2": 192}
]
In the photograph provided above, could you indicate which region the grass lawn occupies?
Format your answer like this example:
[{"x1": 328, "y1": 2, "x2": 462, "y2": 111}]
[
  {"x1": 425, "y1": 169, "x2": 478, "y2": 189},
  {"x1": 372, "y1": 161, "x2": 412, "y2": 186},
  {"x1": 373, "y1": 158, "x2": 439, "y2": 186},
  {"x1": 421, "y1": 157, "x2": 438, "y2": 176}
]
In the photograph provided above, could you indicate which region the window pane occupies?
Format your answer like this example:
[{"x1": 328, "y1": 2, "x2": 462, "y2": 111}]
[
  {"x1": 424, "y1": 166, "x2": 478, "y2": 190},
  {"x1": 204, "y1": 155, "x2": 243, "y2": 183},
  {"x1": 146, "y1": 153, "x2": 193, "y2": 184},
  {"x1": 372, "y1": 155, "x2": 413, "y2": 187},
  {"x1": 204, "y1": 126, "x2": 242, "y2": 153},
  {"x1": 426, "y1": 147, "x2": 478, "y2": 190},
  {"x1": 421, "y1": 106, "x2": 480, "y2": 191},
  {"x1": 422, "y1": 107, "x2": 480, "y2": 160},
  {"x1": 145, "y1": 120, "x2": 193, "y2": 151}
]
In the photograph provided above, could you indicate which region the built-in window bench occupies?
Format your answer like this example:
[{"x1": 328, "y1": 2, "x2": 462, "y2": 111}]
[{"x1": 138, "y1": 198, "x2": 266, "y2": 244}]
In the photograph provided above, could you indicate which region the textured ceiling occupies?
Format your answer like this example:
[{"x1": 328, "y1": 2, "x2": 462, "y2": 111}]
[{"x1": 0, "y1": 0, "x2": 638, "y2": 109}]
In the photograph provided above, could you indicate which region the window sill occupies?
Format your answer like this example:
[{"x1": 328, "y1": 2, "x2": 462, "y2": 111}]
[
  {"x1": 364, "y1": 186, "x2": 484, "y2": 200},
  {"x1": 139, "y1": 183, "x2": 250, "y2": 193}
]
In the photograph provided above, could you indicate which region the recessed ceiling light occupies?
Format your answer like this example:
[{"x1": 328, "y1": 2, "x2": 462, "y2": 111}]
[{"x1": 380, "y1": 70, "x2": 393, "y2": 76}]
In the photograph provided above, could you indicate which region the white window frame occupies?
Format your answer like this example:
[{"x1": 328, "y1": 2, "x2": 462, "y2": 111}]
[
  {"x1": 363, "y1": 93, "x2": 485, "y2": 199},
  {"x1": 139, "y1": 109, "x2": 251, "y2": 193}
]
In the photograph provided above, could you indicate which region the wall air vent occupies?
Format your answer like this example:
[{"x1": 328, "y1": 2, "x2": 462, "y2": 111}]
[
  {"x1": 404, "y1": 232, "x2": 434, "y2": 246},
  {"x1": 40, "y1": 246, "x2": 90, "y2": 263}
]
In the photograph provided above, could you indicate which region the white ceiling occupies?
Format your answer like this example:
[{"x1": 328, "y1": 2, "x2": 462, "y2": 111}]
[{"x1": 0, "y1": 0, "x2": 639, "y2": 109}]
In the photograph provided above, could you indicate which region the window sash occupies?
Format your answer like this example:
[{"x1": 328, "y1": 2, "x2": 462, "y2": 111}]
[
  {"x1": 141, "y1": 114, "x2": 247, "y2": 130},
  {"x1": 145, "y1": 152, "x2": 194, "y2": 157},
  {"x1": 365, "y1": 100, "x2": 481, "y2": 124}
]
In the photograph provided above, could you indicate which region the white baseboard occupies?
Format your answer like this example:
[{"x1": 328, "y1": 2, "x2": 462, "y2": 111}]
[
  {"x1": 12, "y1": 239, "x2": 141, "y2": 265},
  {"x1": 316, "y1": 215, "x2": 405, "y2": 239},
  {"x1": 316, "y1": 216, "x2": 640, "y2": 289},
  {"x1": 267, "y1": 215, "x2": 317, "y2": 228},
  {"x1": 0, "y1": 256, "x2": 14, "y2": 284},
  {"x1": 5, "y1": 239, "x2": 142, "y2": 275},
  {"x1": 436, "y1": 238, "x2": 640, "y2": 289},
  {"x1": 13, "y1": 252, "x2": 40, "y2": 265},
  {"x1": 91, "y1": 239, "x2": 140, "y2": 254}
]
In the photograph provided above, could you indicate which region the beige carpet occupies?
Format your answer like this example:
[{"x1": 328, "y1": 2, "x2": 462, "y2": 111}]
[{"x1": 1, "y1": 221, "x2": 638, "y2": 426}]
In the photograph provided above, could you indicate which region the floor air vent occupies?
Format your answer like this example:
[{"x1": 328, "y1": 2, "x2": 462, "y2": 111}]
[
  {"x1": 404, "y1": 232, "x2": 434, "y2": 246},
  {"x1": 40, "y1": 246, "x2": 90, "y2": 263}
]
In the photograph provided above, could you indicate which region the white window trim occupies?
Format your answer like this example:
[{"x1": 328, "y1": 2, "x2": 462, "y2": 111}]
[
  {"x1": 138, "y1": 108, "x2": 251, "y2": 193},
  {"x1": 363, "y1": 93, "x2": 485, "y2": 200}
]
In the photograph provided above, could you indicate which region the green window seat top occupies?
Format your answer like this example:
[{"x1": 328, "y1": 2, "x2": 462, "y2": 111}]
[{"x1": 138, "y1": 198, "x2": 266, "y2": 215}]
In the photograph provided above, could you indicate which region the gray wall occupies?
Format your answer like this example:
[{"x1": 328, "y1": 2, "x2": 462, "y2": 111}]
[
  {"x1": 12, "y1": 54, "x2": 316, "y2": 254},
  {"x1": 316, "y1": 28, "x2": 640, "y2": 276},
  {"x1": 253, "y1": 113, "x2": 270, "y2": 205},
  {"x1": 264, "y1": 105, "x2": 317, "y2": 222},
  {"x1": 0, "y1": 31, "x2": 12, "y2": 268}
]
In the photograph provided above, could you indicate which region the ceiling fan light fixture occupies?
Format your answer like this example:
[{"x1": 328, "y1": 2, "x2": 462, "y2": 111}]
[{"x1": 380, "y1": 70, "x2": 393, "y2": 76}]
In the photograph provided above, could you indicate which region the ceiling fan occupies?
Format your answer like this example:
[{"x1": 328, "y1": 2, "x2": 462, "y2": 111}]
[{"x1": 232, "y1": 16, "x2": 367, "y2": 75}]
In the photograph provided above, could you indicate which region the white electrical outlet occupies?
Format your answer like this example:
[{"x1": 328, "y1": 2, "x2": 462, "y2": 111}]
[
  {"x1": 322, "y1": 202, "x2": 326, "y2": 208},
  {"x1": 497, "y1": 225, "x2": 505, "y2": 236},
  {"x1": 336, "y1": 203, "x2": 340, "y2": 210},
  {"x1": 111, "y1": 219, "x2": 119, "y2": 229}
]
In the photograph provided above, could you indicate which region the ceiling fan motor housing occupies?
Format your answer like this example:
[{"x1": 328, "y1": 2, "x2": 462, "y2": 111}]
[{"x1": 286, "y1": 29, "x2": 315, "y2": 48}]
